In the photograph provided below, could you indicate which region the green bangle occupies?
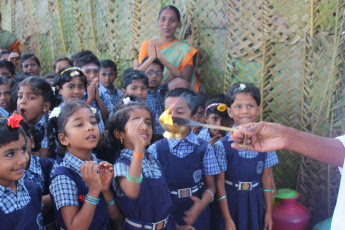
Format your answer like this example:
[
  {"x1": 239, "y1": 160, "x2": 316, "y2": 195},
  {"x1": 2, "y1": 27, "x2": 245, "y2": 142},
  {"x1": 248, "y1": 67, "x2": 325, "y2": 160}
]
[
  {"x1": 126, "y1": 172, "x2": 143, "y2": 183},
  {"x1": 261, "y1": 187, "x2": 273, "y2": 192},
  {"x1": 216, "y1": 195, "x2": 227, "y2": 201}
]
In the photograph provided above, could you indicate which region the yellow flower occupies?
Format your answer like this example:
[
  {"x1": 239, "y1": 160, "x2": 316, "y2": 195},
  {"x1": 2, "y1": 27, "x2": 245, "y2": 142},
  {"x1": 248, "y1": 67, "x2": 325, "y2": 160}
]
[{"x1": 217, "y1": 104, "x2": 227, "y2": 112}]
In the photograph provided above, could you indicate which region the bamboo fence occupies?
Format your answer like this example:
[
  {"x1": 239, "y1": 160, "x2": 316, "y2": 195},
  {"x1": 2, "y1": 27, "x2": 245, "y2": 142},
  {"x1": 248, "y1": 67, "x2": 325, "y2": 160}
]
[{"x1": 1, "y1": 0, "x2": 344, "y2": 226}]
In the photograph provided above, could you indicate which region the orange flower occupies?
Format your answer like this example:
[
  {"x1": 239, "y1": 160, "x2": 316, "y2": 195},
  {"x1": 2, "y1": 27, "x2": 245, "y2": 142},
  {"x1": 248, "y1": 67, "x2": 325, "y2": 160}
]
[{"x1": 7, "y1": 114, "x2": 23, "y2": 129}]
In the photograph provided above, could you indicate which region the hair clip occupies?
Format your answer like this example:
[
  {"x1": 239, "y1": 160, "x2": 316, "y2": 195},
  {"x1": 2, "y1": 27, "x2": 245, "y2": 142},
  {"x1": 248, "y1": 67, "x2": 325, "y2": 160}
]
[
  {"x1": 49, "y1": 107, "x2": 61, "y2": 119},
  {"x1": 123, "y1": 97, "x2": 131, "y2": 105},
  {"x1": 70, "y1": 70, "x2": 80, "y2": 77},
  {"x1": 7, "y1": 114, "x2": 23, "y2": 129},
  {"x1": 60, "y1": 67, "x2": 83, "y2": 76}
]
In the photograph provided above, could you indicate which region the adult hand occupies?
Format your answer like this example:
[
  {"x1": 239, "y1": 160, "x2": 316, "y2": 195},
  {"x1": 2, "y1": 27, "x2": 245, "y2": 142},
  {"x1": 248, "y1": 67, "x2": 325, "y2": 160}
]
[
  {"x1": 7, "y1": 52, "x2": 19, "y2": 64},
  {"x1": 148, "y1": 40, "x2": 157, "y2": 60},
  {"x1": 230, "y1": 122, "x2": 287, "y2": 152},
  {"x1": 153, "y1": 41, "x2": 162, "y2": 60}
]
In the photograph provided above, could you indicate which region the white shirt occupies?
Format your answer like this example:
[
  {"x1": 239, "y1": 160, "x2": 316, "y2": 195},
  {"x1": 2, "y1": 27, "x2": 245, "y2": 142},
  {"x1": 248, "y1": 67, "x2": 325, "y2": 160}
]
[{"x1": 332, "y1": 135, "x2": 345, "y2": 229}]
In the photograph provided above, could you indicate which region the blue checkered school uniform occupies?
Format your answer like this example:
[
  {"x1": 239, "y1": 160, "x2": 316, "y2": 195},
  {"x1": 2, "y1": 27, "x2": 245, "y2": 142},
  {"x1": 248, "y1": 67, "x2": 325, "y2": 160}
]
[
  {"x1": 50, "y1": 152, "x2": 109, "y2": 230},
  {"x1": 148, "y1": 131, "x2": 220, "y2": 229},
  {"x1": 214, "y1": 136, "x2": 279, "y2": 230},
  {"x1": 145, "y1": 88, "x2": 164, "y2": 135},
  {"x1": 0, "y1": 106, "x2": 10, "y2": 117},
  {"x1": 98, "y1": 83, "x2": 124, "y2": 114},
  {"x1": 113, "y1": 149, "x2": 177, "y2": 230},
  {"x1": 0, "y1": 178, "x2": 43, "y2": 229},
  {"x1": 33, "y1": 115, "x2": 49, "y2": 150},
  {"x1": 24, "y1": 154, "x2": 55, "y2": 195}
]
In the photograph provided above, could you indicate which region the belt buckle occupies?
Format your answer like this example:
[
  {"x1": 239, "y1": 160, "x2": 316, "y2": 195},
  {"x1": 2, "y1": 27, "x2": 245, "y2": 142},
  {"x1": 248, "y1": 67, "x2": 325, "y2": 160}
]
[
  {"x1": 152, "y1": 219, "x2": 167, "y2": 230},
  {"x1": 238, "y1": 182, "x2": 252, "y2": 191},
  {"x1": 178, "y1": 188, "x2": 192, "y2": 198}
]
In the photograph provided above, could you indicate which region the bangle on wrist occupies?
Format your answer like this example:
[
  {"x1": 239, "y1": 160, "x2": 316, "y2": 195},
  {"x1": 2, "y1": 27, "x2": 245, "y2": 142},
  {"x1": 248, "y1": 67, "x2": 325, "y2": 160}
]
[
  {"x1": 133, "y1": 151, "x2": 144, "y2": 159},
  {"x1": 126, "y1": 171, "x2": 143, "y2": 183},
  {"x1": 261, "y1": 187, "x2": 273, "y2": 192},
  {"x1": 106, "y1": 199, "x2": 115, "y2": 206},
  {"x1": 216, "y1": 195, "x2": 227, "y2": 201},
  {"x1": 205, "y1": 189, "x2": 214, "y2": 203},
  {"x1": 85, "y1": 194, "x2": 100, "y2": 205}
]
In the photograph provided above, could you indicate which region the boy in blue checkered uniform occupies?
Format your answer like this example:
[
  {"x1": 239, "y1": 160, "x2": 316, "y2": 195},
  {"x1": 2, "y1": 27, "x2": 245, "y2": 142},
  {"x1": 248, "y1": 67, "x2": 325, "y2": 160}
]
[
  {"x1": 148, "y1": 88, "x2": 220, "y2": 230},
  {"x1": 214, "y1": 82, "x2": 278, "y2": 230},
  {"x1": 98, "y1": 60, "x2": 123, "y2": 115},
  {"x1": 140, "y1": 57, "x2": 165, "y2": 141}
]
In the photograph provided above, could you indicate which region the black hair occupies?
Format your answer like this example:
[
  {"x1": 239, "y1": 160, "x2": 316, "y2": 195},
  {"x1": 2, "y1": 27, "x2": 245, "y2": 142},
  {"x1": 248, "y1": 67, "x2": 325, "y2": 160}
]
[
  {"x1": 122, "y1": 69, "x2": 149, "y2": 89},
  {"x1": 100, "y1": 59, "x2": 117, "y2": 73},
  {"x1": 75, "y1": 53, "x2": 100, "y2": 68},
  {"x1": 165, "y1": 88, "x2": 199, "y2": 115},
  {"x1": 168, "y1": 76, "x2": 190, "y2": 90},
  {"x1": 46, "y1": 100, "x2": 97, "y2": 155},
  {"x1": 0, "y1": 118, "x2": 26, "y2": 148},
  {"x1": 141, "y1": 57, "x2": 164, "y2": 71},
  {"x1": 197, "y1": 92, "x2": 207, "y2": 108},
  {"x1": 15, "y1": 72, "x2": 31, "y2": 83},
  {"x1": 0, "y1": 75, "x2": 15, "y2": 87},
  {"x1": 0, "y1": 60, "x2": 15, "y2": 76},
  {"x1": 19, "y1": 54, "x2": 41, "y2": 69},
  {"x1": 226, "y1": 82, "x2": 261, "y2": 106},
  {"x1": 20, "y1": 120, "x2": 41, "y2": 152},
  {"x1": 53, "y1": 66, "x2": 87, "y2": 89},
  {"x1": 44, "y1": 73, "x2": 56, "y2": 80},
  {"x1": 0, "y1": 49, "x2": 11, "y2": 59},
  {"x1": 106, "y1": 97, "x2": 153, "y2": 149},
  {"x1": 53, "y1": 57, "x2": 73, "y2": 72},
  {"x1": 71, "y1": 50, "x2": 94, "y2": 65},
  {"x1": 159, "y1": 5, "x2": 181, "y2": 22},
  {"x1": 205, "y1": 94, "x2": 230, "y2": 117}
]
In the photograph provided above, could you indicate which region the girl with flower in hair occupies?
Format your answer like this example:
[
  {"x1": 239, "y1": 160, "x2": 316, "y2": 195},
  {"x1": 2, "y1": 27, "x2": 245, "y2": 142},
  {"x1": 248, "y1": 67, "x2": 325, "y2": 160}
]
[
  {"x1": 214, "y1": 82, "x2": 278, "y2": 230},
  {"x1": 0, "y1": 114, "x2": 43, "y2": 229}
]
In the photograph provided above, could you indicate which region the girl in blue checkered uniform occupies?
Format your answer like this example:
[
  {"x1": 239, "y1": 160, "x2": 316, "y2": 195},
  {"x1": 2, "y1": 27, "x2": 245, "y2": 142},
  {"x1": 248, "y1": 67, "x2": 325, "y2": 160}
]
[
  {"x1": 0, "y1": 114, "x2": 43, "y2": 229},
  {"x1": 108, "y1": 98, "x2": 185, "y2": 230},
  {"x1": 214, "y1": 82, "x2": 278, "y2": 230},
  {"x1": 48, "y1": 101, "x2": 119, "y2": 230}
]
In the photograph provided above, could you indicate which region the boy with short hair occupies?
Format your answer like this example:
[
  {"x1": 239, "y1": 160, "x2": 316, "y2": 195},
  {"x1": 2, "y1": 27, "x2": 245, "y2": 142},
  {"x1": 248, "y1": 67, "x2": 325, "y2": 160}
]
[
  {"x1": 75, "y1": 53, "x2": 109, "y2": 122},
  {"x1": 19, "y1": 54, "x2": 41, "y2": 76},
  {"x1": 121, "y1": 69, "x2": 148, "y2": 100},
  {"x1": 0, "y1": 60, "x2": 15, "y2": 78},
  {"x1": 148, "y1": 88, "x2": 220, "y2": 229},
  {"x1": 99, "y1": 59, "x2": 123, "y2": 113},
  {"x1": 141, "y1": 57, "x2": 165, "y2": 140},
  {"x1": 168, "y1": 76, "x2": 191, "y2": 91}
]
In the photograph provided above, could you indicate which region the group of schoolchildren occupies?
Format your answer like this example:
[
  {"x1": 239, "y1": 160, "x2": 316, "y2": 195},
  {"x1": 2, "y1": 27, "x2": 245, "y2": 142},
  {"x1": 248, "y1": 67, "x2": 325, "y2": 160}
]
[{"x1": 0, "y1": 46, "x2": 278, "y2": 230}]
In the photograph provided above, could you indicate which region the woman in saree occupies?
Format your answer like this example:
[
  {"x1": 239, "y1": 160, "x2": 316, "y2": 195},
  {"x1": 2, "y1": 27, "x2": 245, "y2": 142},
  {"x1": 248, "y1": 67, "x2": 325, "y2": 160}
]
[
  {"x1": 0, "y1": 13, "x2": 21, "y2": 53},
  {"x1": 138, "y1": 5, "x2": 199, "y2": 91}
]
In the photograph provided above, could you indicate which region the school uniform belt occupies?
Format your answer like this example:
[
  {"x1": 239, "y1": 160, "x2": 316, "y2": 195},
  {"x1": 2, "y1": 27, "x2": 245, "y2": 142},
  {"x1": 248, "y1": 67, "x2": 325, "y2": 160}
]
[
  {"x1": 225, "y1": 180, "x2": 259, "y2": 191},
  {"x1": 125, "y1": 217, "x2": 169, "y2": 230},
  {"x1": 170, "y1": 182, "x2": 204, "y2": 198}
]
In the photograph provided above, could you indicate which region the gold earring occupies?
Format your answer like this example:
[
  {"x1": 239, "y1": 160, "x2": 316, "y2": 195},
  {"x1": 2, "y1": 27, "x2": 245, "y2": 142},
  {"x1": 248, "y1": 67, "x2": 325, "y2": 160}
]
[{"x1": 120, "y1": 139, "x2": 123, "y2": 144}]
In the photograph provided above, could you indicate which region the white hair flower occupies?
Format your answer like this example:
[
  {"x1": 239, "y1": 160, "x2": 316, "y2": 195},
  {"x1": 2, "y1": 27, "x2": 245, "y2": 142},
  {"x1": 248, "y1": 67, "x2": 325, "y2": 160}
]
[
  {"x1": 49, "y1": 107, "x2": 61, "y2": 119},
  {"x1": 123, "y1": 97, "x2": 131, "y2": 105},
  {"x1": 90, "y1": 107, "x2": 97, "y2": 114},
  {"x1": 239, "y1": 83, "x2": 246, "y2": 90}
]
